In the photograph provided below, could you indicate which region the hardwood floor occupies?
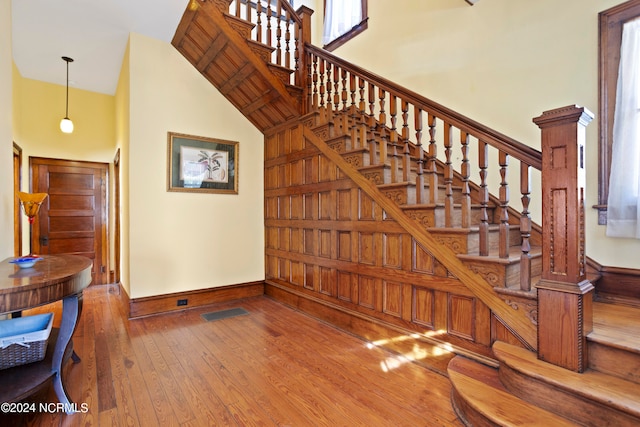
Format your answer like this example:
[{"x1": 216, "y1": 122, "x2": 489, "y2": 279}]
[{"x1": 2, "y1": 285, "x2": 463, "y2": 426}]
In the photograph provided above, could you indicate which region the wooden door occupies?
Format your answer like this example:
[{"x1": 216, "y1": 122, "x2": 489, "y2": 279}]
[{"x1": 30, "y1": 157, "x2": 109, "y2": 285}]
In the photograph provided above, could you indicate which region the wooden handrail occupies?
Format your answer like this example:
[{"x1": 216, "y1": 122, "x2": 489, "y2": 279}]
[
  {"x1": 305, "y1": 44, "x2": 542, "y2": 170},
  {"x1": 304, "y1": 42, "x2": 546, "y2": 293},
  {"x1": 277, "y1": 0, "x2": 302, "y2": 26}
]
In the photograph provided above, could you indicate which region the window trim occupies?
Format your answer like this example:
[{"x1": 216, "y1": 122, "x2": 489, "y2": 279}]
[
  {"x1": 597, "y1": 0, "x2": 640, "y2": 224},
  {"x1": 322, "y1": 0, "x2": 368, "y2": 52}
]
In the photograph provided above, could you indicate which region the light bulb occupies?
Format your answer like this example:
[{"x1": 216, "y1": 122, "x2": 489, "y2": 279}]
[{"x1": 60, "y1": 117, "x2": 74, "y2": 133}]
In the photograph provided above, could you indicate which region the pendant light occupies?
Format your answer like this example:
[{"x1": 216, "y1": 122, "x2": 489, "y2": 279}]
[{"x1": 60, "y1": 56, "x2": 74, "y2": 133}]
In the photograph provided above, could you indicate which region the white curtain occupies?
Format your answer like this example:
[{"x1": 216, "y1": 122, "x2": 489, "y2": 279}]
[
  {"x1": 607, "y1": 19, "x2": 640, "y2": 238},
  {"x1": 323, "y1": 0, "x2": 362, "y2": 45}
]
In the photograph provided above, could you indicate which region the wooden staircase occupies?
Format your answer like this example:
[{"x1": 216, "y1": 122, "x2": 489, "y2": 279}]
[
  {"x1": 449, "y1": 302, "x2": 640, "y2": 426},
  {"x1": 171, "y1": 0, "x2": 301, "y2": 132},
  {"x1": 309, "y1": 105, "x2": 542, "y2": 295},
  {"x1": 171, "y1": 1, "x2": 640, "y2": 425}
]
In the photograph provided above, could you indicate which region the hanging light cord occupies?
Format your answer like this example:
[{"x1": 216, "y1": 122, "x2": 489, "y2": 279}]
[
  {"x1": 62, "y1": 56, "x2": 73, "y2": 118},
  {"x1": 65, "y1": 59, "x2": 69, "y2": 117}
]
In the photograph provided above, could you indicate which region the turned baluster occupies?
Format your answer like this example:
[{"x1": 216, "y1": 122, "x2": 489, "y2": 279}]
[
  {"x1": 319, "y1": 59, "x2": 326, "y2": 119},
  {"x1": 326, "y1": 64, "x2": 333, "y2": 127},
  {"x1": 378, "y1": 89, "x2": 388, "y2": 171},
  {"x1": 499, "y1": 150, "x2": 510, "y2": 259},
  {"x1": 235, "y1": 0, "x2": 241, "y2": 18},
  {"x1": 368, "y1": 82, "x2": 377, "y2": 166},
  {"x1": 305, "y1": 51, "x2": 312, "y2": 113},
  {"x1": 285, "y1": 13, "x2": 292, "y2": 70},
  {"x1": 256, "y1": 2, "x2": 263, "y2": 43},
  {"x1": 311, "y1": 54, "x2": 318, "y2": 110},
  {"x1": 341, "y1": 69, "x2": 348, "y2": 111},
  {"x1": 520, "y1": 163, "x2": 532, "y2": 291},
  {"x1": 266, "y1": 3, "x2": 272, "y2": 47},
  {"x1": 276, "y1": 3, "x2": 283, "y2": 66},
  {"x1": 444, "y1": 123, "x2": 454, "y2": 226},
  {"x1": 340, "y1": 68, "x2": 349, "y2": 135},
  {"x1": 389, "y1": 95, "x2": 400, "y2": 183},
  {"x1": 460, "y1": 131, "x2": 471, "y2": 229},
  {"x1": 478, "y1": 140, "x2": 489, "y2": 256},
  {"x1": 415, "y1": 108, "x2": 425, "y2": 204},
  {"x1": 357, "y1": 78, "x2": 367, "y2": 150},
  {"x1": 333, "y1": 64, "x2": 341, "y2": 130},
  {"x1": 427, "y1": 114, "x2": 438, "y2": 205},
  {"x1": 293, "y1": 21, "x2": 300, "y2": 82},
  {"x1": 401, "y1": 101, "x2": 411, "y2": 182},
  {"x1": 349, "y1": 74, "x2": 358, "y2": 149}
]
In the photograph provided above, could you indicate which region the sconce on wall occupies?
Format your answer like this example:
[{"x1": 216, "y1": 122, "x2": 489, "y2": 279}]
[{"x1": 60, "y1": 56, "x2": 74, "y2": 133}]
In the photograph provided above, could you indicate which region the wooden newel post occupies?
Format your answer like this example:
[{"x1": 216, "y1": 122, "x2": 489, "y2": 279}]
[
  {"x1": 296, "y1": 6, "x2": 313, "y2": 114},
  {"x1": 533, "y1": 105, "x2": 594, "y2": 372}
]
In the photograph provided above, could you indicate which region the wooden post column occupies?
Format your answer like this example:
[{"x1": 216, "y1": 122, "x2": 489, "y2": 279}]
[
  {"x1": 296, "y1": 5, "x2": 314, "y2": 114},
  {"x1": 533, "y1": 105, "x2": 594, "y2": 372}
]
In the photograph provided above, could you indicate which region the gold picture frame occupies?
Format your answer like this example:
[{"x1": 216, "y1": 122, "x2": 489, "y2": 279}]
[{"x1": 167, "y1": 132, "x2": 239, "y2": 194}]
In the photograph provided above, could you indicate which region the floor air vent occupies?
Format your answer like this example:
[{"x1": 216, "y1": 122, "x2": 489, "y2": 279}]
[{"x1": 201, "y1": 307, "x2": 249, "y2": 322}]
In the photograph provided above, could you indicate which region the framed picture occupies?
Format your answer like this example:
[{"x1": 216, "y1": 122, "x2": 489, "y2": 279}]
[{"x1": 167, "y1": 132, "x2": 239, "y2": 194}]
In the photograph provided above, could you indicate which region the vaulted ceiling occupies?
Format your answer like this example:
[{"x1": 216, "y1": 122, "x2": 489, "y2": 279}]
[{"x1": 11, "y1": 0, "x2": 189, "y2": 95}]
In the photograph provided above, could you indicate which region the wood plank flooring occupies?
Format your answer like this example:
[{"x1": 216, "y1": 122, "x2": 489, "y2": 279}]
[{"x1": 1, "y1": 285, "x2": 463, "y2": 426}]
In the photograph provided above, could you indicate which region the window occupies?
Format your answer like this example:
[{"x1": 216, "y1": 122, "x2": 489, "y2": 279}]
[
  {"x1": 597, "y1": 0, "x2": 640, "y2": 226},
  {"x1": 606, "y1": 17, "x2": 640, "y2": 238},
  {"x1": 323, "y1": 0, "x2": 368, "y2": 51}
]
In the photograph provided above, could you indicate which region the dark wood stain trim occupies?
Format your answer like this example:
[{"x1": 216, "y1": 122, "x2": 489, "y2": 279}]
[
  {"x1": 128, "y1": 281, "x2": 265, "y2": 319},
  {"x1": 588, "y1": 257, "x2": 640, "y2": 306},
  {"x1": 596, "y1": 0, "x2": 640, "y2": 223}
]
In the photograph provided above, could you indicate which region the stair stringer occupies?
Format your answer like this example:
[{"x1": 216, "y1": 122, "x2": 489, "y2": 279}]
[{"x1": 300, "y1": 124, "x2": 538, "y2": 350}]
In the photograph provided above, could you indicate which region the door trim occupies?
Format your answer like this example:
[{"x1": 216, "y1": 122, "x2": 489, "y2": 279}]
[
  {"x1": 113, "y1": 149, "x2": 121, "y2": 285},
  {"x1": 13, "y1": 143, "x2": 22, "y2": 257}
]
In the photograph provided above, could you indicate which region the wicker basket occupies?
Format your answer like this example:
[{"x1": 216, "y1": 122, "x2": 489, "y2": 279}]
[{"x1": 0, "y1": 313, "x2": 54, "y2": 370}]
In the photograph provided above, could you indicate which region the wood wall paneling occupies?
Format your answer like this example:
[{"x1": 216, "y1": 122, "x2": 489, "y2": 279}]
[{"x1": 263, "y1": 121, "x2": 516, "y2": 358}]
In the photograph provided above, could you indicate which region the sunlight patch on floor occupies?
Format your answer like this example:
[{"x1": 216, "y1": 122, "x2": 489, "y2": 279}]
[{"x1": 364, "y1": 330, "x2": 454, "y2": 372}]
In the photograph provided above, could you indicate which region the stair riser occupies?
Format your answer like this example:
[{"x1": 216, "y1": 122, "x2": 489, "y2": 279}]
[
  {"x1": 467, "y1": 229, "x2": 523, "y2": 254},
  {"x1": 435, "y1": 207, "x2": 489, "y2": 229},
  {"x1": 450, "y1": 388, "x2": 497, "y2": 427},
  {"x1": 463, "y1": 256, "x2": 542, "y2": 289},
  {"x1": 500, "y1": 364, "x2": 640, "y2": 427},
  {"x1": 378, "y1": 184, "x2": 466, "y2": 206},
  {"x1": 588, "y1": 340, "x2": 640, "y2": 385}
]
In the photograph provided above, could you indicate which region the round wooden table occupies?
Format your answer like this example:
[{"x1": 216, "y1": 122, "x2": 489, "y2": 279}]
[{"x1": 0, "y1": 255, "x2": 92, "y2": 412}]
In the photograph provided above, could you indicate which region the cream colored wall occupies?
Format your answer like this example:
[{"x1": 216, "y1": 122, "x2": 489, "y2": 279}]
[
  {"x1": 126, "y1": 33, "x2": 264, "y2": 299},
  {"x1": 115, "y1": 41, "x2": 131, "y2": 296},
  {"x1": 12, "y1": 68, "x2": 116, "y2": 256},
  {"x1": 315, "y1": 0, "x2": 636, "y2": 269},
  {"x1": 0, "y1": 0, "x2": 13, "y2": 259},
  {"x1": 12, "y1": 75, "x2": 115, "y2": 163}
]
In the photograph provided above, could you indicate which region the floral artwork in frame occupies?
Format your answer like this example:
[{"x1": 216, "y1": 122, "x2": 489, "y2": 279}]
[{"x1": 167, "y1": 132, "x2": 239, "y2": 194}]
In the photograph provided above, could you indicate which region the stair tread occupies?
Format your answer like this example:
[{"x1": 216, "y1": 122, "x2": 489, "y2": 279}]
[
  {"x1": 493, "y1": 341, "x2": 640, "y2": 416},
  {"x1": 589, "y1": 302, "x2": 640, "y2": 353},
  {"x1": 448, "y1": 356, "x2": 578, "y2": 426}
]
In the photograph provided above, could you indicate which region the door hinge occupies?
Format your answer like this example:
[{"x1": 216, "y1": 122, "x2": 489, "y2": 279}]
[{"x1": 101, "y1": 266, "x2": 106, "y2": 273}]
